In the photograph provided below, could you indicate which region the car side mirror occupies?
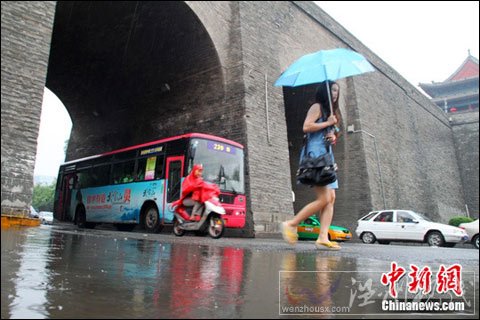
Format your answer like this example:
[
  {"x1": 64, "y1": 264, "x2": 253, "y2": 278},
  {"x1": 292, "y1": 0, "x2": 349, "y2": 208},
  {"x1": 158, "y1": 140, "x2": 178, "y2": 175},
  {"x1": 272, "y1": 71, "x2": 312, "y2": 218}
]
[{"x1": 412, "y1": 220, "x2": 419, "y2": 224}]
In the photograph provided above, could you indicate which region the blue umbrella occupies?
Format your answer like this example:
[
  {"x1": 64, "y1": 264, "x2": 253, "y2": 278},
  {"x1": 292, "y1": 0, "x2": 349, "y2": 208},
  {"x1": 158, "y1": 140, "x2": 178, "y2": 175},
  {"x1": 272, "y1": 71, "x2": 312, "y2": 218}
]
[{"x1": 274, "y1": 48, "x2": 375, "y2": 112}]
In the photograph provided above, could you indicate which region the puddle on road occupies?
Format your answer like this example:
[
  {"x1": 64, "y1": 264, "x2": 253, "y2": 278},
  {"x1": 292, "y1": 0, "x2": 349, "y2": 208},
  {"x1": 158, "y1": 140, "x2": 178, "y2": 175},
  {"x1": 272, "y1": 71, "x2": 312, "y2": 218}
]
[{"x1": 1, "y1": 226, "x2": 477, "y2": 318}]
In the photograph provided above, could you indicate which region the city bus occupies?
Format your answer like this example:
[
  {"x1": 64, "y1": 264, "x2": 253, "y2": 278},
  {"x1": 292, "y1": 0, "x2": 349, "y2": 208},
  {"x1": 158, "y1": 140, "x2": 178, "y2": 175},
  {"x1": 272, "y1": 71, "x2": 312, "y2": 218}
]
[{"x1": 53, "y1": 133, "x2": 246, "y2": 232}]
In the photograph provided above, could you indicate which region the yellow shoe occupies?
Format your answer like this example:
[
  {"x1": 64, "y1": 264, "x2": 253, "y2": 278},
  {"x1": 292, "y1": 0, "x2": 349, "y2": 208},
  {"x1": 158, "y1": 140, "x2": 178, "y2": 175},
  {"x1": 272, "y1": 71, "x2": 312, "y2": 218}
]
[
  {"x1": 315, "y1": 241, "x2": 341, "y2": 250},
  {"x1": 281, "y1": 222, "x2": 298, "y2": 245}
]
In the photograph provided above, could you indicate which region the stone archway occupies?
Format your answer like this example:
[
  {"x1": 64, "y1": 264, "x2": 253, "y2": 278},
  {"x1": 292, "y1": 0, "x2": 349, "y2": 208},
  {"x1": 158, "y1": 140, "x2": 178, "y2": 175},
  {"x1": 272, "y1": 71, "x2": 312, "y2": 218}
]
[{"x1": 46, "y1": 1, "x2": 229, "y2": 160}]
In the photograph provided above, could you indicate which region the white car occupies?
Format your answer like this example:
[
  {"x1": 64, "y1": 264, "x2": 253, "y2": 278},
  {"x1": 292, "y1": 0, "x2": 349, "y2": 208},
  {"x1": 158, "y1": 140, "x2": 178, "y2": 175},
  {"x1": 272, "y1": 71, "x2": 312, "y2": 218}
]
[
  {"x1": 38, "y1": 211, "x2": 54, "y2": 225},
  {"x1": 459, "y1": 219, "x2": 479, "y2": 249},
  {"x1": 355, "y1": 210, "x2": 469, "y2": 247},
  {"x1": 30, "y1": 206, "x2": 39, "y2": 218}
]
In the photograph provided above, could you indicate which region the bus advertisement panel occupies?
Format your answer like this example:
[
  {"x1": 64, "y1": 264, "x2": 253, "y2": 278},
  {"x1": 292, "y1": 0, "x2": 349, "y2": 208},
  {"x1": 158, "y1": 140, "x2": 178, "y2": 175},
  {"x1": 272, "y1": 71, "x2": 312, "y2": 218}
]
[{"x1": 72, "y1": 180, "x2": 166, "y2": 223}]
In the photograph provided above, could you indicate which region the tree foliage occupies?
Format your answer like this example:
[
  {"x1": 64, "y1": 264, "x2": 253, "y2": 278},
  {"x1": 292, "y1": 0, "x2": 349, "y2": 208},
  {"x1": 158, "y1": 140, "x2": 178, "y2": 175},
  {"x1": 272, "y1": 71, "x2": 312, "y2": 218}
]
[
  {"x1": 448, "y1": 216, "x2": 474, "y2": 227},
  {"x1": 32, "y1": 180, "x2": 56, "y2": 212}
]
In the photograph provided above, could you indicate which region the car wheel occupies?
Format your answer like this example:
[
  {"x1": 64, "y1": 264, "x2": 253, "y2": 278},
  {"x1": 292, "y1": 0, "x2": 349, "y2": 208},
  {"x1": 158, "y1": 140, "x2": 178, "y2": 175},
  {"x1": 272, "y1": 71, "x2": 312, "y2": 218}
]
[
  {"x1": 361, "y1": 232, "x2": 376, "y2": 244},
  {"x1": 426, "y1": 231, "x2": 445, "y2": 247},
  {"x1": 472, "y1": 234, "x2": 479, "y2": 249}
]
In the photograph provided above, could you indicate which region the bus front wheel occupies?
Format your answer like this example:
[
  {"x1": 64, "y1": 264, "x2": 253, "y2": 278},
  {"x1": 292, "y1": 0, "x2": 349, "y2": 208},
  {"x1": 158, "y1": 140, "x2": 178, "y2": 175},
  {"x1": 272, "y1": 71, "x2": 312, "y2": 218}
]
[{"x1": 143, "y1": 204, "x2": 162, "y2": 233}]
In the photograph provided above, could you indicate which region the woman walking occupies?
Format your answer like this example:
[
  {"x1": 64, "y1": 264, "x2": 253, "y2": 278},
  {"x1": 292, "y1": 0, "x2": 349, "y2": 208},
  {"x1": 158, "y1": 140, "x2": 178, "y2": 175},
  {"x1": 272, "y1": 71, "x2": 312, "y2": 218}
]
[{"x1": 282, "y1": 80, "x2": 342, "y2": 250}]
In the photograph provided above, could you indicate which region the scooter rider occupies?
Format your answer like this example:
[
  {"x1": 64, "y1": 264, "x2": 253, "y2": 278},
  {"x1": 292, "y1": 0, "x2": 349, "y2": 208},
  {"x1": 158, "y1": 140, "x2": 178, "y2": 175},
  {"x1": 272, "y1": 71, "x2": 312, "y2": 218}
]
[{"x1": 172, "y1": 164, "x2": 220, "y2": 221}]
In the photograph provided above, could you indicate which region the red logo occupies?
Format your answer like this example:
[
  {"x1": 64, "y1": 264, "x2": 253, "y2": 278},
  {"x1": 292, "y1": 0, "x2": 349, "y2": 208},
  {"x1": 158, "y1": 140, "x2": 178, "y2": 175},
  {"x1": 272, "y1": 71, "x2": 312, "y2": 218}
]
[
  {"x1": 381, "y1": 262, "x2": 406, "y2": 298},
  {"x1": 382, "y1": 263, "x2": 463, "y2": 298}
]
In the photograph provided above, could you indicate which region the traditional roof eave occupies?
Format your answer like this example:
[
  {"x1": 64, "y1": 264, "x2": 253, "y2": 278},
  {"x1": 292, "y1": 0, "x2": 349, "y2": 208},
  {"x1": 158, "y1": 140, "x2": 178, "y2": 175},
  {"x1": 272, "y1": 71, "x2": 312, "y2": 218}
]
[
  {"x1": 419, "y1": 76, "x2": 479, "y2": 90},
  {"x1": 432, "y1": 92, "x2": 479, "y2": 104},
  {"x1": 446, "y1": 54, "x2": 479, "y2": 81},
  {"x1": 419, "y1": 76, "x2": 479, "y2": 97}
]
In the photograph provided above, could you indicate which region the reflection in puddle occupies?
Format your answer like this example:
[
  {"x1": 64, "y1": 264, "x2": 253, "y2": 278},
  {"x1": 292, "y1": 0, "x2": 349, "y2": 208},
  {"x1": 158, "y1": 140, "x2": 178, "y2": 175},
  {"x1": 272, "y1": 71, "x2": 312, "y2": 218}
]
[
  {"x1": 280, "y1": 252, "x2": 350, "y2": 316},
  {"x1": 1, "y1": 228, "x2": 253, "y2": 318},
  {"x1": 1, "y1": 227, "x2": 478, "y2": 318},
  {"x1": 170, "y1": 245, "x2": 246, "y2": 318},
  {"x1": 3, "y1": 227, "x2": 53, "y2": 318}
]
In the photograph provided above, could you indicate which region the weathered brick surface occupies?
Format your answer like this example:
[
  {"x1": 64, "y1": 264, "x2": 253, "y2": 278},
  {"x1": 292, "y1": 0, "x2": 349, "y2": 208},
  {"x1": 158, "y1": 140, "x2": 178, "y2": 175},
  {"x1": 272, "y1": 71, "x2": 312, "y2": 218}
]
[
  {"x1": 1, "y1": 1, "x2": 56, "y2": 215},
  {"x1": 1, "y1": 1, "x2": 477, "y2": 236},
  {"x1": 236, "y1": 1, "x2": 469, "y2": 235},
  {"x1": 450, "y1": 112, "x2": 479, "y2": 218}
]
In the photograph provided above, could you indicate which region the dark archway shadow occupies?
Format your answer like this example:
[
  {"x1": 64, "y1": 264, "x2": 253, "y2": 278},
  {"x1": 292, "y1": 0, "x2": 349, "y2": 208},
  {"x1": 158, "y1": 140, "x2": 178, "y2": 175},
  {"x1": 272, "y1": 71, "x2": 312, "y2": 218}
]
[{"x1": 46, "y1": 1, "x2": 225, "y2": 161}]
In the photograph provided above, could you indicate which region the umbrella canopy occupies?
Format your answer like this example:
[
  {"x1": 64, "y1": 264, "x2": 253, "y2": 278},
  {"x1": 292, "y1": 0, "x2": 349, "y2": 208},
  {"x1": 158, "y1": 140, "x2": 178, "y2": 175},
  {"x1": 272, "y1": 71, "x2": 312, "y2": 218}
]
[{"x1": 274, "y1": 48, "x2": 374, "y2": 87}]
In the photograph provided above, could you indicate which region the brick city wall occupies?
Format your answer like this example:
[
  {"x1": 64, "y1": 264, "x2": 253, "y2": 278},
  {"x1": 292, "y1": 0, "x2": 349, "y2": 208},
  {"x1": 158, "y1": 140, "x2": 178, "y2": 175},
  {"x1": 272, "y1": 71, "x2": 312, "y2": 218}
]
[
  {"x1": 237, "y1": 1, "x2": 469, "y2": 234},
  {"x1": 450, "y1": 111, "x2": 479, "y2": 218},
  {"x1": 294, "y1": 2, "x2": 467, "y2": 229},
  {"x1": 1, "y1": 1, "x2": 56, "y2": 215}
]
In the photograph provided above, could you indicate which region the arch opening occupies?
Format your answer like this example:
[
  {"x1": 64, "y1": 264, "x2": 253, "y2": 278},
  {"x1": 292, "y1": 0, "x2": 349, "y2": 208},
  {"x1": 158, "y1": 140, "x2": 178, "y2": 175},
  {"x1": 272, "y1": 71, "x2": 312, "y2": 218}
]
[{"x1": 46, "y1": 1, "x2": 225, "y2": 160}]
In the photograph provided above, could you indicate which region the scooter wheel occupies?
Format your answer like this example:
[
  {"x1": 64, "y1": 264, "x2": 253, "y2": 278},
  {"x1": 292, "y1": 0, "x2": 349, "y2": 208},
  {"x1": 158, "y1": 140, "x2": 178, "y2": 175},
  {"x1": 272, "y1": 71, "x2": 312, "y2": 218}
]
[
  {"x1": 173, "y1": 219, "x2": 185, "y2": 237},
  {"x1": 208, "y1": 215, "x2": 225, "y2": 239}
]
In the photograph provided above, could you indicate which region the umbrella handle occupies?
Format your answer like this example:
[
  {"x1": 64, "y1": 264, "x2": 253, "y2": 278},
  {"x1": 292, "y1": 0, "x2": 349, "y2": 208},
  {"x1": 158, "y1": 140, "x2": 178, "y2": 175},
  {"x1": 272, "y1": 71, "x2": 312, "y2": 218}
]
[
  {"x1": 323, "y1": 65, "x2": 334, "y2": 115},
  {"x1": 326, "y1": 84, "x2": 333, "y2": 114}
]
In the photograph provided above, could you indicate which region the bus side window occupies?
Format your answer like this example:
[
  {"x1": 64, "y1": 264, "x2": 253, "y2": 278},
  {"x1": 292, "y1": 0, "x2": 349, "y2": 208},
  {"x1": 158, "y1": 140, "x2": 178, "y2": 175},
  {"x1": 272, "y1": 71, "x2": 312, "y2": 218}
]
[
  {"x1": 136, "y1": 169, "x2": 144, "y2": 181},
  {"x1": 155, "y1": 156, "x2": 165, "y2": 180},
  {"x1": 112, "y1": 160, "x2": 135, "y2": 184},
  {"x1": 92, "y1": 164, "x2": 110, "y2": 187},
  {"x1": 112, "y1": 163, "x2": 123, "y2": 184},
  {"x1": 136, "y1": 158, "x2": 147, "y2": 181},
  {"x1": 122, "y1": 160, "x2": 135, "y2": 183},
  {"x1": 77, "y1": 169, "x2": 91, "y2": 188}
]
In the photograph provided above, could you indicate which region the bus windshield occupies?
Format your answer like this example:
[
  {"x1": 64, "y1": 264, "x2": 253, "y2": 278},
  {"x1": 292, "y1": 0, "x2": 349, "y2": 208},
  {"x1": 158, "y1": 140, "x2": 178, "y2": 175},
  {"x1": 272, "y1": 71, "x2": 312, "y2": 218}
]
[{"x1": 189, "y1": 138, "x2": 245, "y2": 194}]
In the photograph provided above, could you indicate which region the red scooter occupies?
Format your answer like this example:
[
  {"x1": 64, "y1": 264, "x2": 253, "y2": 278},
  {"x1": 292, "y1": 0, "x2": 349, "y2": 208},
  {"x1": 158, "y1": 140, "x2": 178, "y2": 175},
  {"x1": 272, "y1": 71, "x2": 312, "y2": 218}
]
[
  {"x1": 171, "y1": 164, "x2": 226, "y2": 239},
  {"x1": 172, "y1": 196, "x2": 226, "y2": 239}
]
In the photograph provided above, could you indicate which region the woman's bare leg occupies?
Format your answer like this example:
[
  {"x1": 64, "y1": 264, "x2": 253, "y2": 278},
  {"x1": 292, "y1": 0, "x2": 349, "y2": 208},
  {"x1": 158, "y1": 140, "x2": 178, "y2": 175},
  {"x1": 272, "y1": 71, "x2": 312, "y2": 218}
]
[
  {"x1": 285, "y1": 187, "x2": 329, "y2": 227},
  {"x1": 316, "y1": 189, "x2": 339, "y2": 248}
]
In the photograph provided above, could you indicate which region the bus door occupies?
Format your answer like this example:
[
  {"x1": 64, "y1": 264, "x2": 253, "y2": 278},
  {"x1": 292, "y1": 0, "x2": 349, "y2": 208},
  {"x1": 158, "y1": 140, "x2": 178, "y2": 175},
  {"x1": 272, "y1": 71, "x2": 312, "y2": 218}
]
[
  {"x1": 58, "y1": 173, "x2": 76, "y2": 221},
  {"x1": 163, "y1": 156, "x2": 184, "y2": 222}
]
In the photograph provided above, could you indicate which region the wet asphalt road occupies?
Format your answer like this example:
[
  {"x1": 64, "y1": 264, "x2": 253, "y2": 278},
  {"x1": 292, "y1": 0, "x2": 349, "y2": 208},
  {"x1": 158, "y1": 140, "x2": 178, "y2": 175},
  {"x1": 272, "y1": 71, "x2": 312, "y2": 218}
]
[{"x1": 1, "y1": 223, "x2": 478, "y2": 319}]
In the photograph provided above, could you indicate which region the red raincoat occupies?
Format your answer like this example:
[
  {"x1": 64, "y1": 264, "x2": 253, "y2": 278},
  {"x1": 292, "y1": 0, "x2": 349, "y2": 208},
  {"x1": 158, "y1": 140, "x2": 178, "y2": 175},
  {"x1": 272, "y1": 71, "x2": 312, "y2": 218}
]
[{"x1": 172, "y1": 164, "x2": 220, "y2": 210}]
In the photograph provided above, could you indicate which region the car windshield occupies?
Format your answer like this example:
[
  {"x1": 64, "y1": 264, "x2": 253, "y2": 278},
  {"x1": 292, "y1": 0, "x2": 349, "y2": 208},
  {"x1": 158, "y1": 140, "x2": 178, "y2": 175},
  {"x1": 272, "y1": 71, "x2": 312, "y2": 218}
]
[
  {"x1": 413, "y1": 212, "x2": 432, "y2": 222},
  {"x1": 361, "y1": 211, "x2": 378, "y2": 221},
  {"x1": 30, "y1": 206, "x2": 38, "y2": 215}
]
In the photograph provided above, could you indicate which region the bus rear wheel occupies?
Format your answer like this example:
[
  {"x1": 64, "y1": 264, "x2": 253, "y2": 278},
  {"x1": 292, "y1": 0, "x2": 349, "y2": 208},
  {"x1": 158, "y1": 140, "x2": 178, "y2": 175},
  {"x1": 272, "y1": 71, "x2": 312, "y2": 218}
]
[{"x1": 143, "y1": 204, "x2": 162, "y2": 233}]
